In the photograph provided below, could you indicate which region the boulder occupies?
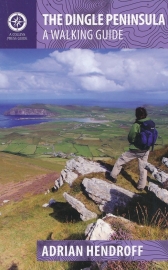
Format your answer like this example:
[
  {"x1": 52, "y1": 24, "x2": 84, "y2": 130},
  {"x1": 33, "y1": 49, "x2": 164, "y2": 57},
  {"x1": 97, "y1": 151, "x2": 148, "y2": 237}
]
[
  {"x1": 63, "y1": 192, "x2": 97, "y2": 221},
  {"x1": 85, "y1": 218, "x2": 115, "y2": 240},
  {"x1": 144, "y1": 162, "x2": 168, "y2": 184},
  {"x1": 82, "y1": 177, "x2": 138, "y2": 213},
  {"x1": 148, "y1": 182, "x2": 168, "y2": 204}
]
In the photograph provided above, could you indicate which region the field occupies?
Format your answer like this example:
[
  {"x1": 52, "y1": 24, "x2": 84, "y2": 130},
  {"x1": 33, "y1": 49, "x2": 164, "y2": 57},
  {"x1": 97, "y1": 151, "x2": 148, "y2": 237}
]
[
  {"x1": 0, "y1": 104, "x2": 168, "y2": 270},
  {"x1": 0, "y1": 104, "x2": 167, "y2": 159}
]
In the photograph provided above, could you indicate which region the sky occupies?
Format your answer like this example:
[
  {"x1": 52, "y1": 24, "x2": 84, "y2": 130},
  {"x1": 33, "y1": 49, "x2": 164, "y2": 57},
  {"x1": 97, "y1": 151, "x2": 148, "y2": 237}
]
[{"x1": 0, "y1": 48, "x2": 168, "y2": 104}]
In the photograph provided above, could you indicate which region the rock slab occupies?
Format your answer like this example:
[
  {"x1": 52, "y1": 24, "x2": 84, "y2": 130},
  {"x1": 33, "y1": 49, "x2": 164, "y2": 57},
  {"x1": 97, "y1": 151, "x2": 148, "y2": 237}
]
[
  {"x1": 65, "y1": 157, "x2": 107, "y2": 175},
  {"x1": 148, "y1": 182, "x2": 168, "y2": 204},
  {"x1": 82, "y1": 177, "x2": 138, "y2": 213},
  {"x1": 54, "y1": 157, "x2": 107, "y2": 189},
  {"x1": 144, "y1": 162, "x2": 168, "y2": 183},
  {"x1": 63, "y1": 192, "x2": 97, "y2": 221}
]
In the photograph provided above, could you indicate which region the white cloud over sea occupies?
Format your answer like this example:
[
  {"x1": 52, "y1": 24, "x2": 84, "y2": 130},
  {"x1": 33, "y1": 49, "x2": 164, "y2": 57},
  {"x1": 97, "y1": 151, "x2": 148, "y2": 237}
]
[{"x1": 0, "y1": 49, "x2": 168, "y2": 100}]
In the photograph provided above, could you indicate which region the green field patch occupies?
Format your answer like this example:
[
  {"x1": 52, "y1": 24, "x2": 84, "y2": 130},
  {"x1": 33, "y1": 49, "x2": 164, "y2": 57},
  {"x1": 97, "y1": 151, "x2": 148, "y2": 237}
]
[
  {"x1": 79, "y1": 133, "x2": 101, "y2": 138},
  {"x1": 35, "y1": 146, "x2": 52, "y2": 155},
  {"x1": 0, "y1": 134, "x2": 5, "y2": 139},
  {"x1": 61, "y1": 133, "x2": 80, "y2": 139},
  {"x1": 89, "y1": 146, "x2": 100, "y2": 157},
  {"x1": 3, "y1": 143, "x2": 28, "y2": 153},
  {"x1": 75, "y1": 139, "x2": 102, "y2": 147},
  {"x1": 0, "y1": 145, "x2": 7, "y2": 151},
  {"x1": 81, "y1": 137, "x2": 100, "y2": 141},
  {"x1": 83, "y1": 138, "x2": 100, "y2": 141},
  {"x1": 54, "y1": 142, "x2": 77, "y2": 154},
  {"x1": 74, "y1": 144, "x2": 92, "y2": 157},
  {"x1": 19, "y1": 145, "x2": 37, "y2": 155},
  {"x1": 11, "y1": 138, "x2": 33, "y2": 144}
]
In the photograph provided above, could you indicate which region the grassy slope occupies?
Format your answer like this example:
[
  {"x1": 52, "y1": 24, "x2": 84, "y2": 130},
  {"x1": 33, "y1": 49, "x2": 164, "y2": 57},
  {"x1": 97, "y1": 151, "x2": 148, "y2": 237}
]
[
  {"x1": 0, "y1": 105, "x2": 168, "y2": 269},
  {"x1": 0, "y1": 152, "x2": 65, "y2": 184},
  {"x1": 0, "y1": 148, "x2": 168, "y2": 269},
  {"x1": 0, "y1": 182, "x2": 93, "y2": 270}
]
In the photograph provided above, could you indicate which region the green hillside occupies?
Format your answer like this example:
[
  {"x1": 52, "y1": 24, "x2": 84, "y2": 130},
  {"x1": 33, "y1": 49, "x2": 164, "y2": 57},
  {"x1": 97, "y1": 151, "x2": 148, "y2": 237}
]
[{"x1": 0, "y1": 104, "x2": 168, "y2": 269}]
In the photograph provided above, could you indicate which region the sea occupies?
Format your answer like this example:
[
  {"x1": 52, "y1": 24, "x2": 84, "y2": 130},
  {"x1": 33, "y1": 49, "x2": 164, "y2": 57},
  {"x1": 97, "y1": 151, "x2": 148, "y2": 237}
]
[{"x1": 0, "y1": 99, "x2": 166, "y2": 129}]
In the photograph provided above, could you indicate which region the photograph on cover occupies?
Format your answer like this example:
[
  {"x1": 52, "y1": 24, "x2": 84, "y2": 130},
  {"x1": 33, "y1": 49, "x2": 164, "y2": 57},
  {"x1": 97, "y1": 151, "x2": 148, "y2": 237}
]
[{"x1": 0, "y1": 48, "x2": 168, "y2": 269}]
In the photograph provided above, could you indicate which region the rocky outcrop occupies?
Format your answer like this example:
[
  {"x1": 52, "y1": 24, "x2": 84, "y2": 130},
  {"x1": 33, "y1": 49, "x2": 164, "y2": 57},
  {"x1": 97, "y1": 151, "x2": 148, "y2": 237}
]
[
  {"x1": 142, "y1": 158, "x2": 168, "y2": 204},
  {"x1": 65, "y1": 157, "x2": 107, "y2": 175},
  {"x1": 63, "y1": 192, "x2": 97, "y2": 221},
  {"x1": 4, "y1": 107, "x2": 54, "y2": 116},
  {"x1": 85, "y1": 218, "x2": 115, "y2": 240},
  {"x1": 144, "y1": 162, "x2": 168, "y2": 184},
  {"x1": 60, "y1": 170, "x2": 78, "y2": 187},
  {"x1": 148, "y1": 183, "x2": 168, "y2": 204},
  {"x1": 82, "y1": 177, "x2": 138, "y2": 213},
  {"x1": 54, "y1": 157, "x2": 107, "y2": 189}
]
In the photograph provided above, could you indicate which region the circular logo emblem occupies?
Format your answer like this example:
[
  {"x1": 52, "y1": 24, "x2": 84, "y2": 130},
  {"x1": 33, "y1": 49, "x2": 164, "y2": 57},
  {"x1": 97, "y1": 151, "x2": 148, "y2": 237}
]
[{"x1": 8, "y1": 12, "x2": 27, "y2": 32}]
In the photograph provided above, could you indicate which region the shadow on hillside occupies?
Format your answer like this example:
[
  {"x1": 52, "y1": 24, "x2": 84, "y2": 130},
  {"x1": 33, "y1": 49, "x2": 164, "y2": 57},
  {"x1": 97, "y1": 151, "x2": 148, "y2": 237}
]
[
  {"x1": 49, "y1": 202, "x2": 81, "y2": 223},
  {"x1": 94, "y1": 160, "x2": 167, "y2": 227},
  {"x1": 103, "y1": 188, "x2": 138, "y2": 214},
  {"x1": 2, "y1": 151, "x2": 29, "y2": 157},
  {"x1": 7, "y1": 264, "x2": 19, "y2": 270},
  {"x1": 110, "y1": 190, "x2": 168, "y2": 228}
]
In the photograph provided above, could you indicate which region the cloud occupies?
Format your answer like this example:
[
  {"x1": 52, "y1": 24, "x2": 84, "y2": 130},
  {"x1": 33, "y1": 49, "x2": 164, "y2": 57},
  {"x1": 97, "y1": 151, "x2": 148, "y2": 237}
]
[
  {"x1": 0, "y1": 73, "x2": 9, "y2": 88},
  {"x1": 0, "y1": 49, "x2": 168, "y2": 98},
  {"x1": 50, "y1": 49, "x2": 102, "y2": 76}
]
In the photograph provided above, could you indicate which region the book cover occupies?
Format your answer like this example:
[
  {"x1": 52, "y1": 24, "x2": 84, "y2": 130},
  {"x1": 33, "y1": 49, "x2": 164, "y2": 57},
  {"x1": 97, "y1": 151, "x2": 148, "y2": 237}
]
[{"x1": 0, "y1": 1, "x2": 168, "y2": 269}]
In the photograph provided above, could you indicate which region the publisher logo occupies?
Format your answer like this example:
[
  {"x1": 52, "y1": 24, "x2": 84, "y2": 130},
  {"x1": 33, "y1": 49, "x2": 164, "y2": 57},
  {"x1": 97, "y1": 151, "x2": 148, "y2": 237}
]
[{"x1": 8, "y1": 12, "x2": 27, "y2": 32}]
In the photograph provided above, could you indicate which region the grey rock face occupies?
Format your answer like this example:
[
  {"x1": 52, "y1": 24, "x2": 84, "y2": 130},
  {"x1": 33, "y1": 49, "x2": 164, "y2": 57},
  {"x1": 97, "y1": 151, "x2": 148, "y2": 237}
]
[
  {"x1": 54, "y1": 173, "x2": 64, "y2": 189},
  {"x1": 148, "y1": 182, "x2": 168, "y2": 204},
  {"x1": 142, "y1": 159, "x2": 168, "y2": 204},
  {"x1": 85, "y1": 218, "x2": 115, "y2": 240},
  {"x1": 55, "y1": 169, "x2": 78, "y2": 189},
  {"x1": 66, "y1": 157, "x2": 107, "y2": 175},
  {"x1": 82, "y1": 177, "x2": 137, "y2": 213},
  {"x1": 54, "y1": 157, "x2": 107, "y2": 189},
  {"x1": 144, "y1": 162, "x2": 168, "y2": 183},
  {"x1": 61, "y1": 169, "x2": 78, "y2": 186},
  {"x1": 63, "y1": 192, "x2": 97, "y2": 221}
]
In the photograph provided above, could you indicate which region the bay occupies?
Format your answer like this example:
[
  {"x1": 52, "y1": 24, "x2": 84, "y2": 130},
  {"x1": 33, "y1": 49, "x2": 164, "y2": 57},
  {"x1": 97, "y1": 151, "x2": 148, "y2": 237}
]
[{"x1": 0, "y1": 99, "x2": 166, "y2": 128}]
